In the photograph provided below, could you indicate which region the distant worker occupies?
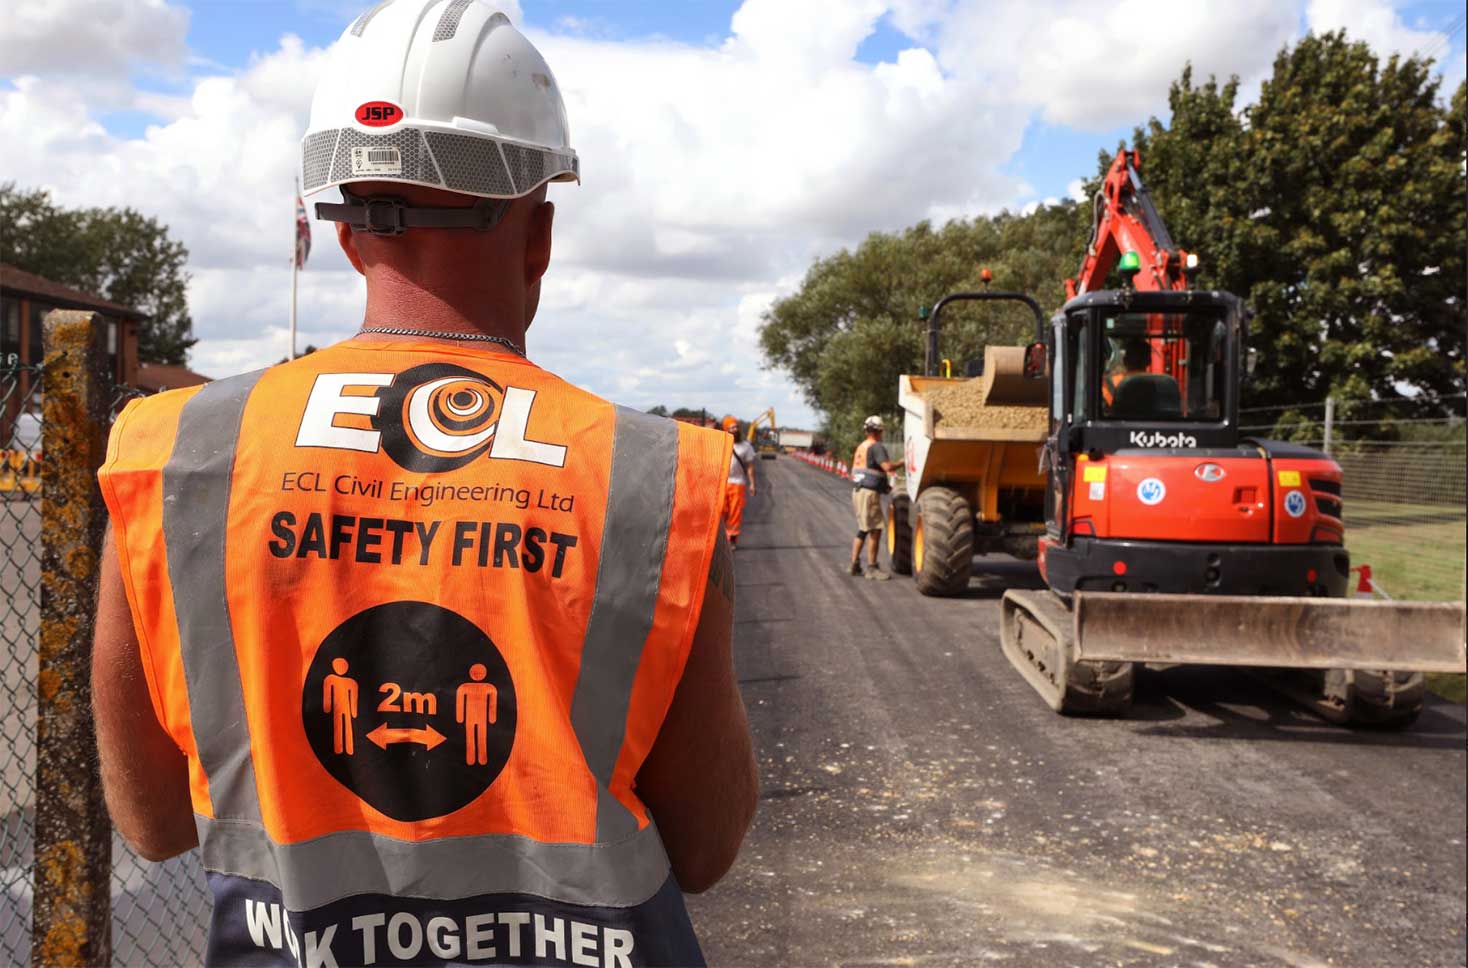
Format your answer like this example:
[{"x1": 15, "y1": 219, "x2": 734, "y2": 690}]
[
  {"x1": 722, "y1": 415, "x2": 757, "y2": 549},
  {"x1": 91, "y1": 5, "x2": 755, "y2": 966},
  {"x1": 1102, "y1": 337, "x2": 1151, "y2": 407},
  {"x1": 849, "y1": 415, "x2": 899, "y2": 579}
]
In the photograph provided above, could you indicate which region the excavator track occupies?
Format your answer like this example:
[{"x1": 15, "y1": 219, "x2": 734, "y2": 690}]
[
  {"x1": 1264, "y1": 669, "x2": 1426, "y2": 729},
  {"x1": 1000, "y1": 590, "x2": 1133, "y2": 715}
]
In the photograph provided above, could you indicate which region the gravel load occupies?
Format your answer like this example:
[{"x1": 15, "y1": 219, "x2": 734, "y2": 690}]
[
  {"x1": 925, "y1": 346, "x2": 1049, "y2": 431},
  {"x1": 926, "y1": 381, "x2": 1049, "y2": 430}
]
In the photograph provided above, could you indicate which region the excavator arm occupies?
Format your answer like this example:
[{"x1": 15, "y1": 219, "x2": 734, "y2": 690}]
[
  {"x1": 1066, "y1": 149, "x2": 1197, "y2": 299},
  {"x1": 747, "y1": 408, "x2": 777, "y2": 443}
]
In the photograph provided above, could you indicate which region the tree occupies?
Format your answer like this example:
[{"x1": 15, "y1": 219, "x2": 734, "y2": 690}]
[
  {"x1": 645, "y1": 404, "x2": 670, "y2": 416},
  {"x1": 1, "y1": 183, "x2": 197, "y2": 364},
  {"x1": 1121, "y1": 36, "x2": 1466, "y2": 420},
  {"x1": 759, "y1": 203, "x2": 1083, "y2": 458}
]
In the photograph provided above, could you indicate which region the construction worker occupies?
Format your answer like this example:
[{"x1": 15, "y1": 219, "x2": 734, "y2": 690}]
[
  {"x1": 721, "y1": 415, "x2": 757, "y2": 549},
  {"x1": 90, "y1": 5, "x2": 756, "y2": 966},
  {"x1": 849, "y1": 415, "x2": 899, "y2": 579},
  {"x1": 1102, "y1": 337, "x2": 1151, "y2": 408}
]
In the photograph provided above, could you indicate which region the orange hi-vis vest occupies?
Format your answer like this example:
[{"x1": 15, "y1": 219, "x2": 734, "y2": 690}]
[
  {"x1": 98, "y1": 339, "x2": 732, "y2": 967},
  {"x1": 849, "y1": 439, "x2": 884, "y2": 490}
]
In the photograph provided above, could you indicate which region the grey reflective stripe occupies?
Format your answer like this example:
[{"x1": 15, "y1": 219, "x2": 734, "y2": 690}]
[
  {"x1": 163, "y1": 370, "x2": 266, "y2": 823},
  {"x1": 571, "y1": 407, "x2": 679, "y2": 842},
  {"x1": 349, "y1": 0, "x2": 393, "y2": 36},
  {"x1": 196, "y1": 814, "x2": 672, "y2": 911},
  {"x1": 432, "y1": 0, "x2": 474, "y2": 40}
]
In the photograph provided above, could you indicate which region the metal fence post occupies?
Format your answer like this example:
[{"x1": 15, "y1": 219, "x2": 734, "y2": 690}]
[
  {"x1": 1323, "y1": 396, "x2": 1335, "y2": 455},
  {"x1": 32, "y1": 310, "x2": 111, "y2": 967}
]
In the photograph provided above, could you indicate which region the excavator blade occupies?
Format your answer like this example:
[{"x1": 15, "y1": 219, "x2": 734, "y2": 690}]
[{"x1": 1072, "y1": 592, "x2": 1466, "y2": 674}]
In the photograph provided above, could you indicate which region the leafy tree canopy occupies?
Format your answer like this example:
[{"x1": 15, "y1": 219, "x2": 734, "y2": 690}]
[
  {"x1": 760, "y1": 202, "x2": 1083, "y2": 459},
  {"x1": 761, "y1": 31, "x2": 1466, "y2": 455},
  {"x1": 1113, "y1": 32, "x2": 1465, "y2": 420},
  {"x1": 1, "y1": 183, "x2": 197, "y2": 365}
]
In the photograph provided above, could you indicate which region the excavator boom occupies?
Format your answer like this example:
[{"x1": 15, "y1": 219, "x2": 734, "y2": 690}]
[{"x1": 1067, "y1": 149, "x2": 1195, "y2": 299}]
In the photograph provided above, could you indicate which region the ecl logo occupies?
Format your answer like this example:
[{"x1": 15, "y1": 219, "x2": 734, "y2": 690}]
[{"x1": 295, "y1": 367, "x2": 568, "y2": 471}]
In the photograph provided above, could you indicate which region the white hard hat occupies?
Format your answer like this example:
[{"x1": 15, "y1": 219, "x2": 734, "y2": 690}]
[
  {"x1": 302, "y1": 1, "x2": 579, "y2": 234},
  {"x1": 863, "y1": 415, "x2": 884, "y2": 430}
]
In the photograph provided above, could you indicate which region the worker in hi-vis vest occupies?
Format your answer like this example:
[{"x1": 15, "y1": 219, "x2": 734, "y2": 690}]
[
  {"x1": 720, "y1": 415, "x2": 757, "y2": 549},
  {"x1": 90, "y1": 4, "x2": 757, "y2": 966}
]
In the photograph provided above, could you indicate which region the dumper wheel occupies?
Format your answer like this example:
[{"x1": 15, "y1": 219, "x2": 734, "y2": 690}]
[
  {"x1": 886, "y1": 493, "x2": 913, "y2": 575},
  {"x1": 1313, "y1": 669, "x2": 1425, "y2": 729},
  {"x1": 913, "y1": 487, "x2": 973, "y2": 597}
]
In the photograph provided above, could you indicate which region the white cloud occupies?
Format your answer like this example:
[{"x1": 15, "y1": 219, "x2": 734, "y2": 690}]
[
  {"x1": 925, "y1": 0, "x2": 1299, "y2": 130},
  {"x1": 10, "y1": 0, "x2": 1454, "y2": 428},
  {"x1": 1306, "y1": 0, "x2": 1446, "y2": 60},
  {"x1": 0, "y1": 0, "x2": 190, "y2": 79}
]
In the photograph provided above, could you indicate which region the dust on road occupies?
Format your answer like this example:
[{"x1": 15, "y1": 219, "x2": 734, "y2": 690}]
[{"x1": 687, "y1": 459, "x2": 1467, "y2": 968}]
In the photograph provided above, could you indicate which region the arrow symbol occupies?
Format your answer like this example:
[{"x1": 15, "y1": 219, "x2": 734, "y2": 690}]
[{"x1": 367, "y1": 723, "x2": 446, "y2": 751}]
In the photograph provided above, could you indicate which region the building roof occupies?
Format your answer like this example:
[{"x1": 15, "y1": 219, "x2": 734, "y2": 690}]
[
  {"x1": 135, "y1": 362, "x2": 211, "y2": 393},
  {"x1": 0, "y1": 263, "x2": 148, "y2": 320}
]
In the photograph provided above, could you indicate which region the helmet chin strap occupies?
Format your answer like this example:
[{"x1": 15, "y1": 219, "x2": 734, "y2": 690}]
[{"x1": 314, "y1": 187, "x2": 512, "y2": 236}]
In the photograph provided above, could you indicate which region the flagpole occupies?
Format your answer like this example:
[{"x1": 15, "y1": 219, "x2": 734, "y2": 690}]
[{"x1": 290, "y1": 179, "x2": 300, "y2": 360}]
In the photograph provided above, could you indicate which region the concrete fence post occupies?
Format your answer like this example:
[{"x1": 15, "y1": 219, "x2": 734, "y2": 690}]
[
  {"x1": 32, "y1": 310, "x2": 112, "y2": 967},
  {"x1": 1323, "y1": 396, "x2": 1335, "y2": 456}
]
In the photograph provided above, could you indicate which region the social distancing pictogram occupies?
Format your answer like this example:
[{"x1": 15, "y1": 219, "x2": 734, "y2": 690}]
[{"x1": 302, "y1": 602, "x2": 516, "y2": 821}]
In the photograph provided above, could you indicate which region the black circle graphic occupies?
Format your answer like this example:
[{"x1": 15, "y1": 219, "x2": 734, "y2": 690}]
[
  {"x1": 372, "y1": 363, "x2": 504, "y2": 473},
  {"x1": 302, "y1": 602, "x2": 516, "y2": 821}
]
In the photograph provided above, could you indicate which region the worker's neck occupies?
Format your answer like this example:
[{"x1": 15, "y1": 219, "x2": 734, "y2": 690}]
[{"x1": 360, "y1": 264, "x2": 527, "y2": 345}]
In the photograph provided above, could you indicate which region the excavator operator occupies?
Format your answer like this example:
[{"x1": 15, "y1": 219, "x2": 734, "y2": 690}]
[{"x1": 1104, "y1": 336, "x2": 1182, "y2": 419}]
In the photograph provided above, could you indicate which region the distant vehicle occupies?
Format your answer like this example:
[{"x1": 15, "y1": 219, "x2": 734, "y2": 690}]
[
  {"x1": 779, "y1": 429, "x2": 814, "y2": 451},
  {"x1": 748, "y1": 408, "x2": 780, "y2": 459}
]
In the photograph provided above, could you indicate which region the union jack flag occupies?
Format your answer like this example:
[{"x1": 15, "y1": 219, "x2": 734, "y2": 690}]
[{"x1": 294, "y1": 191, "x2": 311, "y2": 269}]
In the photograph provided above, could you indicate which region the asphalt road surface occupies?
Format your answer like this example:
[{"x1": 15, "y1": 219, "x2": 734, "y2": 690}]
[{"x1": 686, "y1": 458, "x2": 1467, "y2": 968}]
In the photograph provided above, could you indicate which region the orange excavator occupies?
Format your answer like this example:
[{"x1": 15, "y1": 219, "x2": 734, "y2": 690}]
[{"x1": 987, "y1": 149, "x2": 1465, "y2": 724}]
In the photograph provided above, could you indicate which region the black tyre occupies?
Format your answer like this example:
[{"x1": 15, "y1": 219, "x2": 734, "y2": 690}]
[
  {"x1": 887, "y1": 493, "x2": 913, "y2": 575},
  {"x1": 913, "y1": 487, "x2": 973, "y2": 597}
]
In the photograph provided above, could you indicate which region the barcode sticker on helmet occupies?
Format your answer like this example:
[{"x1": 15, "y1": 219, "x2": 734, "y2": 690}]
[{"x1": 351, "y1": 146, "x2": 402, "y2": 176}]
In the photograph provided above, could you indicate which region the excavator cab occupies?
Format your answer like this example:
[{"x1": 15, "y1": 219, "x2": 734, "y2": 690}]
[{"x1": 1055, "y1": 290, "x2": 1242, "y2": 448}]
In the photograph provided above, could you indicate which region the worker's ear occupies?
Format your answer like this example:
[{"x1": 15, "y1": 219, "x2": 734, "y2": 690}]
[
  {"x1": 525, "y1": 201, "x2": 554, "y2": 287},
  {"x1": 336, "y1": 222, "x2": 366, "y2": 276}
]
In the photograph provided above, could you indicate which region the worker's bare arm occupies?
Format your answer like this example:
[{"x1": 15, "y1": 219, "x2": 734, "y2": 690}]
[
  {"x1": 637, "y1": 532, "x2": 757, "y2": 893},
  {"x1": 93, "y1": 524, "x2": 197, "y2": 861}
]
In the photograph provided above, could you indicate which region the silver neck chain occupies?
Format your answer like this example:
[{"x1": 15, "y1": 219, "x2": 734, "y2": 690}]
[{"x1": 357, "y1": 327, "x2": 525, "y2": 357}]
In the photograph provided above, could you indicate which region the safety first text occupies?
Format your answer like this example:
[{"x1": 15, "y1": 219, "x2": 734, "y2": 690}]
[{"x1": 268, "y1": 511, "x2": 579, "y2": 578}]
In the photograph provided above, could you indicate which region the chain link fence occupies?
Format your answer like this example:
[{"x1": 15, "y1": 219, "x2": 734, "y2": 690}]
[
  {"x1": 1243, "y1": 397, "x2": 1468, "y2": 602},
  {"x1": 1, "y1": 350, "x2": 211, "y2": 966}
]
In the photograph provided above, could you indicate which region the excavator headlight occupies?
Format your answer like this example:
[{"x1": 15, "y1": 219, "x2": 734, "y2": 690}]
[{"x1": 1185, "y1": 252, "x2": 1200, "y2": 269}]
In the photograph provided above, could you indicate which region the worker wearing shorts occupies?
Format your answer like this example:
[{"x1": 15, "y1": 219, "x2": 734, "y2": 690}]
[
  {"x1": 849, "y1": 415, "x2": 897, "y2": 579},
  {"x1": 723, "y1": 415, "x2": 757, "y2": 548}
]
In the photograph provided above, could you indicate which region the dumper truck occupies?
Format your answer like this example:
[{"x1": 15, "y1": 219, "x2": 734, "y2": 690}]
[{"x1": 887, "y1": 295, "x2": 1052, "y2": 597}]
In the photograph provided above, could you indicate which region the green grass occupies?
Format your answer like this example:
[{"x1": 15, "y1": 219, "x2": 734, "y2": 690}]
[
  {"x1": 1345, "y1": 499, "x2": 1465, "y2": 603},
  {"x1": 1342, "y1": 501, "x2": 1466, "y2": 704},
  {"x1": 1425, "y1": 673, "x2": 1466, "y2": 704}
]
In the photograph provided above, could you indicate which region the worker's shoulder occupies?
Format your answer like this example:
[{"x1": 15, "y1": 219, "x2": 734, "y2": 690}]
[{"x1": 113, "y1": 382, "x2": 209, "y2": 431}]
